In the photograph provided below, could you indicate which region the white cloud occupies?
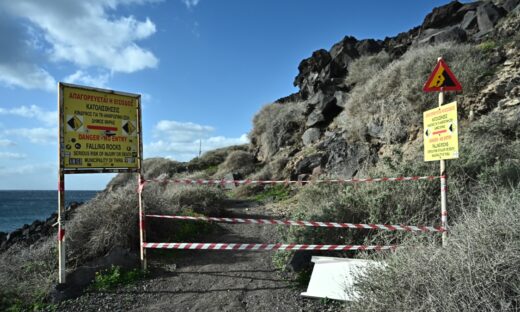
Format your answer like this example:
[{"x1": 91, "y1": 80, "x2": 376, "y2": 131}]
[
  {"x1": 0, "y1": 0, "x2": 159, "y2": 91},
  {"x1": 0, "y1": 62, "x2": 56, "y2": 92},
  {"x1": 0, "y1": 139, "x2": 16, "y2": 147},
  {"x1": 0, "y1": 152, "x2": 27, "y2": 160},
  {"x1": 4, "y1": 127, "x2": 57, "y2": 144},
  {"x1": 64, "y1": 70, "x2": 110, "y2": 88},
  {"x1": 0, "y1": 105, "x2": 57, "y2": 126},
  {"x1": 0, "y1": 163, "x2": 54, "y2": 177},
  {"x1": 182, "y1": 0, "x2": 200, "y2": 9},
  {"x1": 146, "y1": 120, "x2": 248, "y2": 161}
]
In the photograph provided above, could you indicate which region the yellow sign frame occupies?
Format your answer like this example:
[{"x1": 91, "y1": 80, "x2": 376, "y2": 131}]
[
  {"x1": 58, "y1": 83, "x2": 142, "y2": 173},
  {"x1": 423, "y1": 101, "x2": 459, "y2": 161}
]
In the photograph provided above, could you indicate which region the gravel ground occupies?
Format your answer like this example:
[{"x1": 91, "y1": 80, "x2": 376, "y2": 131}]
[{"x1": 54, "y1": 200, "x2": 344, "y2": 311}]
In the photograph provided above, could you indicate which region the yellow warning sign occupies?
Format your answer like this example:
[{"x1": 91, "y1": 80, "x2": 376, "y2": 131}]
[
  {"x1": 423, "y1": 101, "x2": 459, "y2": 161},
  {"x1": 60, "y1": 84, "x2": 141, "y2": 171}
]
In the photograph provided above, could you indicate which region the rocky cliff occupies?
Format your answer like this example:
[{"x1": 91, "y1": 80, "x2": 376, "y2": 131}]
[{"x1": 249, "y1": 0, "x2": 520, "y2": 180}]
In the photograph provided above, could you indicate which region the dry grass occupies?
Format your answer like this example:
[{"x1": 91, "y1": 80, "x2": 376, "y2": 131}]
[
  {"x1": 349, "y1": 186, "x2": 520, "y2": 311},
  {"x1": 250, "y1": 102, "x2": 306, "y2": 161},
  {"x1": 215, "y1": 150, "x2": 258, "y2": 178},
  {"x1": 345, "y1": 51, "x2": 392, "y2": 86},
  {"x1": 339, "y1": 43, "x2": 490, "y2": 143}
]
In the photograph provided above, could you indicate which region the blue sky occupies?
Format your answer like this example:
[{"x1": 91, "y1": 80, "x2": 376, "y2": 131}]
[{"x1": 0, "y1": 0, "x2": 453, "y2": 190}]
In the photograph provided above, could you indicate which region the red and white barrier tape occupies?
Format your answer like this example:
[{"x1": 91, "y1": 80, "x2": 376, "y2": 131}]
[
  {"x1": 143, "y1": 175, "x2": 443, "y2": 186},
  {"x1": 146, "y1": 214, "x2": 446, "y2": 233},
  {"x1": 143, "y1": 242, "x2": 396, "y2": 251}
]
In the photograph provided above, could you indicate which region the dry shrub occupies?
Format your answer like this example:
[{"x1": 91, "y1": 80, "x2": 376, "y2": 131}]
[
  {"x1": 187, "y1": 144, "x2": 249, "y2": 172},
  {"x1": 144, "y1": 183, "x2": 225, "y2": 216},
  {"x1": 350, "y1": 186, "x2": 520, "y2": 311},
  {"x1": 340, "y1": 43, "x2": 490, "y2": 143},
  {"x1": 0, "y1": 238, "x2": 56, "y2": 304},
  {"x1": 67, "y1": 183, "x2": 140, "y2": 265},
  {"x1": 346, "y1": 51, "x2": 392, "y2": 86},
  {"x1": 453, "y1": 107, "x2": 520, "y2": 185},
  {"x1": 250, "y1": 102, "x2": 306, "y2": 161},
  {"x1": 216, "y1": 150, "x2": 257, "y2": 178},
  {"x1": 106, "y1": 158, "x2": 187, "y2": 190}
]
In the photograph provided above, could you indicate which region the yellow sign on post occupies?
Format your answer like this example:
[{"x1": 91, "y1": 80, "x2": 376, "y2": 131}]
[
  {"x1": 423, "y1": 101, "x2": 459, "y2": 161},
  {"x1": 60, "y1": 83, "x2": 141, "y2": 171}
]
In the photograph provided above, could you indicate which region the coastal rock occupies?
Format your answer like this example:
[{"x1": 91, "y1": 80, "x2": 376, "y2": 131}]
[{"x1": 0, "y1": 202, "x2": 83, "y2": 252}]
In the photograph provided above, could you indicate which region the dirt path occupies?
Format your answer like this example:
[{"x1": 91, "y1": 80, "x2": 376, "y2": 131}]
[{"x1": 55, "y1": 200, "x2": 342, "y2": 311}]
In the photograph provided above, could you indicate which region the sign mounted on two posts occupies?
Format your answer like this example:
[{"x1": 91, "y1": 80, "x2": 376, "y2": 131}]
[
  {"x1": 59, "y1": 83, "x2": 142, "y2": 172},
  {"x1": 57, "y1": 83, "x2": 142, "y2": 284}
]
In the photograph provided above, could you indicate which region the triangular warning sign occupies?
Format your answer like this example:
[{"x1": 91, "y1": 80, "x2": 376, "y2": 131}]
[{"x1": 423, "y1": 59, "x2": 462, "y2": 92}]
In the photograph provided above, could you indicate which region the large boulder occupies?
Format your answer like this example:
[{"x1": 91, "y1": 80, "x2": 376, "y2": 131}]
[
  {"x1": 417, "y1": 26, "x2": 468, "y2": 45},
  {"x1": 302, "y1": 128, "x2": 321, "y2": 146},
  {"x1": 476, "y1": 1, "x2": 507, "y2": 36},
  {"x1": 421, "y1": 1, "x2": 465, "y2": 30},
  {"x1": 319, "y1": 134, "x2": 377, "y2": 178}
]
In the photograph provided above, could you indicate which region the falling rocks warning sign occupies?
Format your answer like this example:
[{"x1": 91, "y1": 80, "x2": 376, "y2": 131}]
[
  {"x1": 423, "y1": 101, "x2": 459, "y2": 162},
  {"x1": 423, "y1": 59, "x2": 462, "y2": 92},
  {"x1": 60, "y1": 84, "x2": 141, "y2": 170}
]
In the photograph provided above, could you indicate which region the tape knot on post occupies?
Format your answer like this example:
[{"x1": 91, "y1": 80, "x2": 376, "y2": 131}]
[
  {"x1": 137, "y1": 178, "x2": 147, "y2": 193},
  {"x1": 57, "y1": 229, "x2": 65, "y2": 241}
]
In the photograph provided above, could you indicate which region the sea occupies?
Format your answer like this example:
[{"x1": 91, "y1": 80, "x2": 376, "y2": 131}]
[{"x1": 0, "y1": 190, "x2": 99, "y2": 233}]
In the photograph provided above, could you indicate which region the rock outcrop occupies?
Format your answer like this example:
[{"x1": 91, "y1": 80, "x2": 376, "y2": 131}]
[
  {"x1": 250, "y1": 0, "x2": 519, "y2": 179},
  {"x1": 0, "y1": 202, "x2": 82, "y2": 251}
]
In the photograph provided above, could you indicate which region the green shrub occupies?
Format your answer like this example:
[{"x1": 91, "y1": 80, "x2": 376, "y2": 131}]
[
  {"x1": 92, "y1": 265, "x2": 146, "y2": 291},
  {"x1": 349, "y1": 186, "x2": 520, "y2": 311},
  {"x1": 254, "y1": 184, "x2": 293, "y2": 203}
]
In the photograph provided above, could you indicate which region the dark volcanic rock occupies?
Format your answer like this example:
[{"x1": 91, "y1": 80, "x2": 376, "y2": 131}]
[
  {"x1": 476, "y1": 2, "x2": 507, "y2": 36},
  {"x1": 417, "y1": 26, "x2": 468, "y2": 45},
  {"x1": 293, "y1": 49, "x2": 332, "y2": 94},
  {"x1": 356, "y1": 39, "x2": 383, "y2": 56},
  {"x1": 294, "y1": 154, "x2": 324, "y2": 176},
  {"x1": 319, "y1": 134, "x2": 377, "y2": 178},
  {"x1": 421, "y1": 1, "x2": 465, "y2": 30},
  {"x1": 461, "y1": 10, "x2": 478, "y2": 31},
  {"x1": 502, "y1": 0, "x2": 520, "y2": 12}
]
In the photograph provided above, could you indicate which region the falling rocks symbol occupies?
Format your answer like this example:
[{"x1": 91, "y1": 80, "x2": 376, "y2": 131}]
[
  {"x1": 67, "y1": 116, "x2": 83, "y2": 131},
  {"x1": 122, "y1": 121, "x2": 135, "y2": 135}
]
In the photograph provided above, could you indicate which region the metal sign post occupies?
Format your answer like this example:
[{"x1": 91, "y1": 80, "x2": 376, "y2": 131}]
[
  {"x1": 423, "y1": 56, "x2": 463, "y2": 247},
  {"x1": 57, "y1": 82, "x2": 142, "y2": 283},
  {"x1": 438, "y1": 88, "x2": 448, "y2": 247}
]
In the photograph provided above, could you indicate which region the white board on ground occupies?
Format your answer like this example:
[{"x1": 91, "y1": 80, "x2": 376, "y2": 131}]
[{"x1": 301, "y1": 256, "x2": 382, "y2": 301}]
